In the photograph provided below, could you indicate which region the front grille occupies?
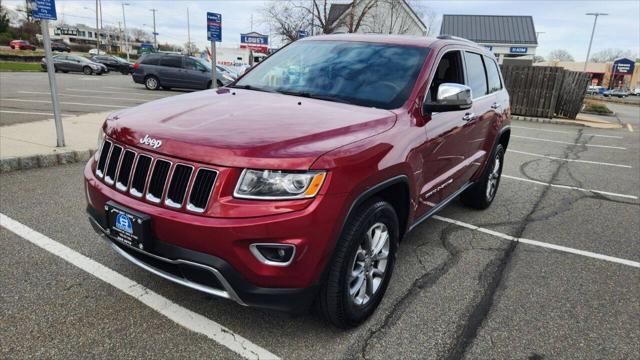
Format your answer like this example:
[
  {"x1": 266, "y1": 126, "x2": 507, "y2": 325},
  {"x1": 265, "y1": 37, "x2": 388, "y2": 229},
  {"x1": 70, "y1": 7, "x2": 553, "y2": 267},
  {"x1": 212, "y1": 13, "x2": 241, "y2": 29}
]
[
  {"x1": 187, "y1": 169, "x2": 218, "y2": 213},
  {"x1": 95, "y1": 139, "x2": 217, "y2": 213}
]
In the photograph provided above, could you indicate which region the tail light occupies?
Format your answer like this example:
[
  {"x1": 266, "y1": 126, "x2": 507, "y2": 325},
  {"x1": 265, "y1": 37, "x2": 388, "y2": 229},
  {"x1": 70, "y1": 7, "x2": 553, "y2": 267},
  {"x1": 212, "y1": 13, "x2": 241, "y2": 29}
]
[{"x1": 133, "y1": 63, "x2": 140, "y2": 70}]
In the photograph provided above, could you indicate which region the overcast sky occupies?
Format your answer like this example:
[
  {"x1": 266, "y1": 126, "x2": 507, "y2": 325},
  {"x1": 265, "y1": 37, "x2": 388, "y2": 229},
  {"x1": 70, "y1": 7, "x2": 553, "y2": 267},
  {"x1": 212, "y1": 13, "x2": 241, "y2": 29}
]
[{"x1": 4, "y1": 0, "x2": 639, "y2": 60}]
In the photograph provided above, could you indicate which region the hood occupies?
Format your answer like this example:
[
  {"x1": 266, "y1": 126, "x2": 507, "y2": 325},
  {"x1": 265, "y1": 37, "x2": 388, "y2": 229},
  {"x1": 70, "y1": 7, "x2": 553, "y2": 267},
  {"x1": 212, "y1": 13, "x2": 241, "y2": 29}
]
[{"x1": 104, "y1": 89, "x2": 396, "y2": 169}]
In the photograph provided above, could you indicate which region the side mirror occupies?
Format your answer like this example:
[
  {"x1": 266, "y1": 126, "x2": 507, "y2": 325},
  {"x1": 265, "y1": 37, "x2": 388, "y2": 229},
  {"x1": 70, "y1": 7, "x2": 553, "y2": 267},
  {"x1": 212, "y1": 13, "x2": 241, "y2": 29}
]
[{"x1": 423, "y1": 83, "x2": 472, "y2": 114}]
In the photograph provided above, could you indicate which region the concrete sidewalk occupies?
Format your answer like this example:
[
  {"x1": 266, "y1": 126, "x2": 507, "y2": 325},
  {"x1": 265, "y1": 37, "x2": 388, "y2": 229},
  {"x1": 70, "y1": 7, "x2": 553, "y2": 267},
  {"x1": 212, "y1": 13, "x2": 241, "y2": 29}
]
[
  {"x1": 513, "y1": 113, "x2": 623, "y2": 129},
  {"x1": 0, "y1": 112, "x2": 108, "y2": 172}
]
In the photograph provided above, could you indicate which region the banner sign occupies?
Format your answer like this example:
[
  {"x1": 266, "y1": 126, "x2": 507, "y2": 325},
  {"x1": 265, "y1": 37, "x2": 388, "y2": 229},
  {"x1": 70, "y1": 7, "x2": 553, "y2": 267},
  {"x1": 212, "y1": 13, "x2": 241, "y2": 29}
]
[
  {"x1": 207, "y1": 12, "x2": 222, "y2": 42},
  {"x1": 31, "y1": 0, "x2": 57, "y2": 20},
  {"x1": 240, "y1": 32, "x2": 268, "y2": 53}
]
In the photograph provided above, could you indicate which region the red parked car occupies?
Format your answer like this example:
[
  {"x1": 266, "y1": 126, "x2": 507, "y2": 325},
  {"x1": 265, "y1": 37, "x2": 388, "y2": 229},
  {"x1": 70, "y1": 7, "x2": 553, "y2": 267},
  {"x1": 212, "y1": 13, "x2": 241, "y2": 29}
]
[
  {"x1": 9, "y1": 40, "x2": 36, "y2": 50},
  {"x1": 85, "y1": 34, "x2": 511, "y2": 327}
]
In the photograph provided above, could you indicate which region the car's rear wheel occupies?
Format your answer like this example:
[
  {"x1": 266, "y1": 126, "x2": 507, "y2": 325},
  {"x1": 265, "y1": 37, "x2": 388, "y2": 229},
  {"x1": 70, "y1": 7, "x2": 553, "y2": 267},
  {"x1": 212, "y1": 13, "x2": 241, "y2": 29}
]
[
  {"x1": 144, "y1": 76, "x2": 160, "y2": 90},
  {"x1": 316, "y1": 197, "x2": 398, "y2": 328},
  {"x1": 461, "y1": 143, "x2": 505, "y2": 209},
  {"x1": 83, "y1": 66, "x2": 93, "y2": 75}
]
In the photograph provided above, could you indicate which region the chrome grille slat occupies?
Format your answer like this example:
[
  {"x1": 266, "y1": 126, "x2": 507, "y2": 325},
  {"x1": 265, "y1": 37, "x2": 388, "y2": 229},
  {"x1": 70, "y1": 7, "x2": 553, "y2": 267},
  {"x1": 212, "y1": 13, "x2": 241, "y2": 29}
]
[
  {"x1": 104, "y1": 145, "x2": 123, "y2": 185},
  {"x1": 95, "y1": 140, "x2": 112, "y2": 178},
  {"x1": 145, "y1": 159, "x2": 171, "y2": 203},
  {"x1": 187, "y1": 169, "x2": 218, "y2": 213},
  {"x1": 116, "y1": 150, "x2": 136, "y2": 191},
  {"x1": 130, "y1": 155, "x2": 152, "y2": 198},
  {"x1": 165, "y1": 164, "x2": 194, "y2": 208}
]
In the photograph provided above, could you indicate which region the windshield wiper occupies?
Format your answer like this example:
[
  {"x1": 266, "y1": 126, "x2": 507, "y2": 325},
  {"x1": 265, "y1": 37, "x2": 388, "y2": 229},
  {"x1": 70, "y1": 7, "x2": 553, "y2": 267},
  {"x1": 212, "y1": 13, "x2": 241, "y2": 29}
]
[
  {"x1": 277, "y1": 90, "x2": 353, "y2": 105},
  {"x1": 228, "y1": 84, "x2": 276, "y2": 93}
]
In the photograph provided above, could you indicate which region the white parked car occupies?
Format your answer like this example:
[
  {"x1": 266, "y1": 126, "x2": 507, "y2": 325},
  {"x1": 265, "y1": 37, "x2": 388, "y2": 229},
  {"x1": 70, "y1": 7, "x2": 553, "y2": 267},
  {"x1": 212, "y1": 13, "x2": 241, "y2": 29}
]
[
  {"x1": 632, "y1": 88, "x2": 640, "y2": 96},
  {"x1": 88, "y1": 48, "x2": 102, "y2": 55}
]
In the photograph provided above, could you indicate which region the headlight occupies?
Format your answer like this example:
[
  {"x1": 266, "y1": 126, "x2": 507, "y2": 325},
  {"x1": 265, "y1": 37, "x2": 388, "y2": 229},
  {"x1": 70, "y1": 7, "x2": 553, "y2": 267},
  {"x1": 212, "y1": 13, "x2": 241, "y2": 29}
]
[
  {"x1": 234, "y1": 169, "x2": 326, "y2": 200},
  {"x1": 91, "y1": 64, "x2": 99, "y2": 69}
]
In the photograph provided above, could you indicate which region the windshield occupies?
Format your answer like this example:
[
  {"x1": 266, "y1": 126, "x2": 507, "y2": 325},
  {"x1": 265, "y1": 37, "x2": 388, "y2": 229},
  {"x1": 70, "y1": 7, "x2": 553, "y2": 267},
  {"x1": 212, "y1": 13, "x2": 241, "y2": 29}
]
[
  {"x1": 234, "y1": 40, "x2": 429, "y2": 109},
  {"x1": 113, "y1": 56, "x2": 129, "y2": 63}
]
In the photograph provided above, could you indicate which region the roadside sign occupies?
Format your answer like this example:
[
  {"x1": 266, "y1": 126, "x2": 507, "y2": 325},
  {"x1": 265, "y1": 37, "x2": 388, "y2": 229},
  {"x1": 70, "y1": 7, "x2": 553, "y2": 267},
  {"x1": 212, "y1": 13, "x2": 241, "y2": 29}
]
[
  {"x1": 298, "y1": 30, "x2": 309, "y2": 39},
  {"x1": 30, "y1": 0, "x2": 57, "y2": 20},
  {"x1": 240, "y1": 32, "x2": 268, "y2": 53},
  {"x1": 207, "y1": 12, "x2": 222, "y2": 42},
  {"x1": 612, "y1": 57, "x2": 635, "y2": 75}
]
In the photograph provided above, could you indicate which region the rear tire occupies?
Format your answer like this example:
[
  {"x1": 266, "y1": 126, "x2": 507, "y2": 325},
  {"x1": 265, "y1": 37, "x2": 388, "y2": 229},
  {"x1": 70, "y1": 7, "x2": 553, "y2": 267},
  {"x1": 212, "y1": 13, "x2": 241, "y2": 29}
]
[
  {"x1": 83, "y1": 66, "x2": 93, "y2": 75},
  {"x1": 461, "y1": 144, "x2": 505, "y2": 209},
  {"x1": 316, "y1": 197, "x2": 399, "y2": 328},
  {"x1": 144, "y1": 76, "x2": 160, "y2": 90}
]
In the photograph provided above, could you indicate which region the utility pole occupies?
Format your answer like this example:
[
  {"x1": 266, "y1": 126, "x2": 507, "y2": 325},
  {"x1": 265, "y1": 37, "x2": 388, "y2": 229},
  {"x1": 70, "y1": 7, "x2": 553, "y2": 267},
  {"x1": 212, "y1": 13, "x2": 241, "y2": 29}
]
[
  {"x1": 187, "y1": 7, "x2": 191, "y2": 55},
  {"x1": 122, "y1": 2, "x2": 130, "y2": 61},
  {"x1": 95, "y1": 0, "x2": 100, "y2": 54},
  {"x1": 584, "y1": 12, "x2": 608, "y2": 71},
  {"x1": 150, "y1": 8, "x2": 158, "y2": 50}
]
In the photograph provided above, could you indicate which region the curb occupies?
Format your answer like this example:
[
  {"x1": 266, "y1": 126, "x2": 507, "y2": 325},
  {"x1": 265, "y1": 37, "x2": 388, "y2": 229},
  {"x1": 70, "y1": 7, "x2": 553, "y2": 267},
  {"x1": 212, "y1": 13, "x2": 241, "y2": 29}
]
[
  {"x1": 512, "y1": 115, "x2": 586, "y2": 127},
  {"x1": 0, "y1": 149, "x2": 96, "y2": 174}
]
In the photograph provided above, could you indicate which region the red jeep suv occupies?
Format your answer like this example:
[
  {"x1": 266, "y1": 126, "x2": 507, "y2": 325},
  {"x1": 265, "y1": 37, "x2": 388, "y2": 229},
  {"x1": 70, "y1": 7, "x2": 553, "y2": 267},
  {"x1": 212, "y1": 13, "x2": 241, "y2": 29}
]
[{"x1": 85, "y1": 34, "x2": 510, "y2": 328}]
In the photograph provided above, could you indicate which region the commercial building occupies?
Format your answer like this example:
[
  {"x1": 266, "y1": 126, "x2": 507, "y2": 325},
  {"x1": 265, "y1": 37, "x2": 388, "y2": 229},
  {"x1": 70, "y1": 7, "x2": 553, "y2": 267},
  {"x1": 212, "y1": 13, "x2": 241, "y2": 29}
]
[
  {"x1": 535, "y1": 58, "x2": 639, "y2": 89},
  {"x1": 42, "y1": 23, "x2": 141, "y2": 54},
  {"x1": 440, "y1": 15, "x2": 538, "y2": 65}
]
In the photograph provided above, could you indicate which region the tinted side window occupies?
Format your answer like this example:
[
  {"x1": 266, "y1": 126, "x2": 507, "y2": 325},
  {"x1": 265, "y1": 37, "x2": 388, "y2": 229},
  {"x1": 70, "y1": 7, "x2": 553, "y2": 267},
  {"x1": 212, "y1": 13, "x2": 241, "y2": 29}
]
[
  {"x1": 160, "y1": 56, "x2": 183, "y2": 68},
  {"x1": 428, "y1": 50, "x2": 465, "y2": 102},
  {"x1": 464, "y1": 52, "x2": 488, "y2": 98},
  {"x1": 141, "y1": 55, "x2": 159, "y2": 65},
  {"x1": 484, "y1": 56, "x2": 502, "y2": 93}
]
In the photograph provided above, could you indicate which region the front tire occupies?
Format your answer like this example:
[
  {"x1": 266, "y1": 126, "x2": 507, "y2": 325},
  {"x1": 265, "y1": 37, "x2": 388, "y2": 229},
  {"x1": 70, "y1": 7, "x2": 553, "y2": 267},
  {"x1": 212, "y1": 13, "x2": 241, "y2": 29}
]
[
  {"x1": 83, "y1": 66, "x2": 93, "y2": 75},
  {"x1": 461, "y1": 144, "x2": 505, "y2": 209},
  {"x1": 144, "y1": 76, "x2": 160, "y2": 90},
  {"x1": 316, "y1": 198, "x2": 399, "y2": 328}
]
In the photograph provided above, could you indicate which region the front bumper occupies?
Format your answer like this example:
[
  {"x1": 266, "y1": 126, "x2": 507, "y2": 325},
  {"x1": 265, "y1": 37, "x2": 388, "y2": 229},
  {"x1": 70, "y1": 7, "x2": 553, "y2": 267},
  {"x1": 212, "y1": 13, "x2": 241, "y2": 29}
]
[{"x1": 87, "y1": 208, "x2": 319, "y2": 313}]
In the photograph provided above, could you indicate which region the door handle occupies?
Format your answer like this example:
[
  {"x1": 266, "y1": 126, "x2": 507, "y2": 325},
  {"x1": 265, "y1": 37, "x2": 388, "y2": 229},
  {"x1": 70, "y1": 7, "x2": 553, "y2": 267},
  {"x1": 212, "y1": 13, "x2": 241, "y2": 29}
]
[
  {"x1": 491, "y1": 102, "x2": 502, "y2": 110},
  {"x1": 462, "y1": 113, "x2": 476, "y2": 121}
]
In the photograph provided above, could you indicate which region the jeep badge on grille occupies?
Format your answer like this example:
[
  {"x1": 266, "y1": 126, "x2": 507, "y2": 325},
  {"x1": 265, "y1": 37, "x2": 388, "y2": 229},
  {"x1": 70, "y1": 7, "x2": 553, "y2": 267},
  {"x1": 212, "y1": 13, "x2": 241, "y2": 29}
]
[{"x1": 139, "y1": 135, "x2": 162, "y2": 149}]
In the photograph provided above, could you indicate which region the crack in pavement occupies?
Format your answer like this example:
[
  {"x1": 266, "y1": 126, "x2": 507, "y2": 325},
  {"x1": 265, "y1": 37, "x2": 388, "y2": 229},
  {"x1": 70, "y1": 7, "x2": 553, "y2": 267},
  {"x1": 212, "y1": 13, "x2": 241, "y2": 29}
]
[{"x1": 445, "y1": 129, "x2": 593, "y2": 359}]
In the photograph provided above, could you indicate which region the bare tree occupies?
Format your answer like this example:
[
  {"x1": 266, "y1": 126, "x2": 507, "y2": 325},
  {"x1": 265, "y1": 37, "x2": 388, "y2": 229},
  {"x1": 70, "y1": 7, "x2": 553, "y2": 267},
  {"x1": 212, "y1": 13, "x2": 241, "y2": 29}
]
[
  {"x1": 341, "y1": 0, "x2": 378, "y2": 33},
  {"x1": 261, "y1": 1, "x2": 310, "y2": 43},
  {"x1": 533, "y1": 55, "x2": 545, "y2": 63},
  {"x1": 130, "y1": 28, "x2": 151, "y2": 43},
  {"x1": 589, "y1": 48, "x2": 635, "y2": 63},
  {"x1": 547, "y1": 49, "x2": 575, "y2": 62}
]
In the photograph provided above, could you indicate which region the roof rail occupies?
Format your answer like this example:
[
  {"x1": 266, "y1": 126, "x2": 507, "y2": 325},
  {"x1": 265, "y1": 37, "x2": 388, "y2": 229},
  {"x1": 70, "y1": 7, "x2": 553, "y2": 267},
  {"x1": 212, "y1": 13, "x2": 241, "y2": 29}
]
[{"x1": 436, "y1": 35, "x2": 477, "y2": 44}]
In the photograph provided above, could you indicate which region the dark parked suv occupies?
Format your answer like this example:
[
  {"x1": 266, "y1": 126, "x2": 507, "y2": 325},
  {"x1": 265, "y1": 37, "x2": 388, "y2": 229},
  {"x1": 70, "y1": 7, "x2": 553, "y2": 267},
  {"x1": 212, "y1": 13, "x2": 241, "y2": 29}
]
[
  {"x1": 86, "y1": 34, "x2": 510, "y2": 328},
  {"x1": 132, "y1": 53, "x2": 234, "y2": 90},
  {"x1": 91, "y1": 55, "x2": 133, "y2": 74}
]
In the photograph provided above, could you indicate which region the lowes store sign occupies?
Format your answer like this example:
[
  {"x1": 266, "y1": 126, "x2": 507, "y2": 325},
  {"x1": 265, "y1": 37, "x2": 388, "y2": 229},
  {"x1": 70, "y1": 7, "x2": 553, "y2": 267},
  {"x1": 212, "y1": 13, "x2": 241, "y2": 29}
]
[{"x1": 240, "y1": 33, "x2": 268, "y2": 45}]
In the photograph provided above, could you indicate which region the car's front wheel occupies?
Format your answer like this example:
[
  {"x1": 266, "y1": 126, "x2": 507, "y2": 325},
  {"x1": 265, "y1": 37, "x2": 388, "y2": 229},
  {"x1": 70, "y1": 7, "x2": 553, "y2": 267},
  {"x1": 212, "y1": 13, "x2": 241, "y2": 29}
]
[
  {"x1": 144, "y1": 76, "x2": 160, "y2": 90},
  {"x1": 461, "y1": 143, "x2": 505, "y2": 209},
  {"x1": 83, "y1": 66, "x2": 93, "y2": 75},
  {"x1": 316, "y1": 197, "x2": 399, "y2": 328}
]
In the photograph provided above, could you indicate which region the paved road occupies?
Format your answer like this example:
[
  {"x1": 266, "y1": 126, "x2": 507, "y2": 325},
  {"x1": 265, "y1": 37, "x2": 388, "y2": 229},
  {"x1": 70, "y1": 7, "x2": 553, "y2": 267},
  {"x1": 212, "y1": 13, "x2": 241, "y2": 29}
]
[
  {"x1": 1, "y1": 107, "x2": 638, "y2": 359},
  {"x1": 0, "y1": 72, "x2": 186, "y2": 126}
]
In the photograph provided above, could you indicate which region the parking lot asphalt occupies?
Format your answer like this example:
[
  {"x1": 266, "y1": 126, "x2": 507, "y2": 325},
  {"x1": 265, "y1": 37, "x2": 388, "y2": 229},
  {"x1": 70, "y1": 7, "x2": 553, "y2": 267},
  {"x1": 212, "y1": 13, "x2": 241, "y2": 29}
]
[
  {"x1": 0, "y1": 72, "x2": 185, "y2": 126},
  {"x1": 1, "y1": 74, "x2": 639, "y2": 359}
]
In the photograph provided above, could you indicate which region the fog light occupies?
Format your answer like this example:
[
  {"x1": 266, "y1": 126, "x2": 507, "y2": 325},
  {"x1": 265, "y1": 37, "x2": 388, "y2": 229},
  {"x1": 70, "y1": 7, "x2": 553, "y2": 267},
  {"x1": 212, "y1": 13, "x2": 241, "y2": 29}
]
[{"x1": 250, "y1": 244, "x2": 296, "y2": 266}]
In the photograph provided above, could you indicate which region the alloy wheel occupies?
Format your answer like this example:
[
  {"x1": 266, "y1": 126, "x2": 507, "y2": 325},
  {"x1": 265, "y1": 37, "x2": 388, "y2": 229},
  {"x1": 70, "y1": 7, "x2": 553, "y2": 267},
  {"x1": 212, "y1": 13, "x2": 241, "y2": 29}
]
[{"x1": 348, "y1": 222, "x2": 390, "y2": 306}]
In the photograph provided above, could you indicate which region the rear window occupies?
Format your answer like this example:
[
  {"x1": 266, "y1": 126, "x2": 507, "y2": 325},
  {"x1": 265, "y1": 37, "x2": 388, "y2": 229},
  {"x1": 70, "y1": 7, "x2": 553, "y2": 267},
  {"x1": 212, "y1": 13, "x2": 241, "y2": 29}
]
[
  {"x1": 140, "y1": 55, "x2": 160, "y2": 65},
  {"x1": 159, "y1": 56, "x2": 183, "y2": 68},
  {"x1": 464, "y1": 52, "x2": 488, "y2": 98},
  {"x1": 484, "y1": 56, "x2": 502, "y2": 93}
]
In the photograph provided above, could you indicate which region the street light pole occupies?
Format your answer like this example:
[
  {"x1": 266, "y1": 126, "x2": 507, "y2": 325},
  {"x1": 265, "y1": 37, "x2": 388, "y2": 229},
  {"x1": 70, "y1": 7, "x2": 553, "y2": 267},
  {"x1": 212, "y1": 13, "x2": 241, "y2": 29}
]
[
  {"x1": 584, "y1": 12, "x2": 608, "y2": 71},
  {"x1": 122, "y1": 2, "x2": 130, "y2": 61},
  {"x1": 150, "y1": 8, "x2": 158, "y2": 50},
  {"x1": 95, "y1": 0, "x2": 100, "y2": 54},
  {"x1": 187, "y1": 7, "x2": 191, "y2": 55}
]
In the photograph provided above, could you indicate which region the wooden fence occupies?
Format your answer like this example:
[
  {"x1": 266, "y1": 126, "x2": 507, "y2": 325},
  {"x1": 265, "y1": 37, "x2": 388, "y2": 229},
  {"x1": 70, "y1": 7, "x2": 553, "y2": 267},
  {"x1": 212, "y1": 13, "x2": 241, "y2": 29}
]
[{"x1": 500, "y1": 65, "x2": 591, "y2": 119}]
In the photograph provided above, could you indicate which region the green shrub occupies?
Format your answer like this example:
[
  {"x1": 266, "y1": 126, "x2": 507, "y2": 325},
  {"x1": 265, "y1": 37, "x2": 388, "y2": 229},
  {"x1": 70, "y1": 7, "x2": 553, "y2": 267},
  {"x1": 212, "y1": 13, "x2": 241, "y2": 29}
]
[{"x1": 583, "y1": 100, "x2": 613, "y2": 114}]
